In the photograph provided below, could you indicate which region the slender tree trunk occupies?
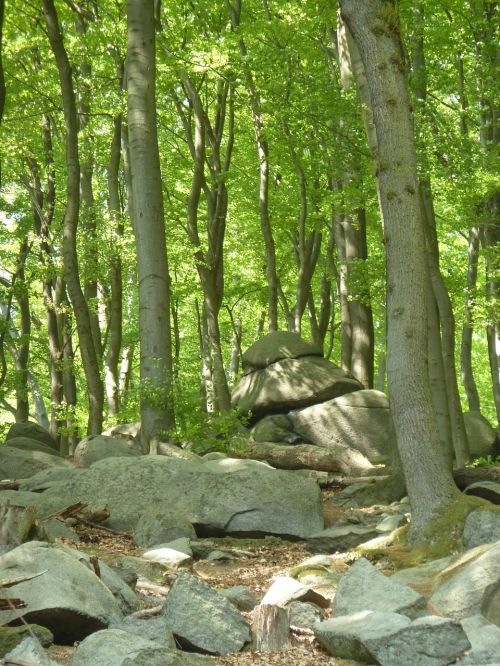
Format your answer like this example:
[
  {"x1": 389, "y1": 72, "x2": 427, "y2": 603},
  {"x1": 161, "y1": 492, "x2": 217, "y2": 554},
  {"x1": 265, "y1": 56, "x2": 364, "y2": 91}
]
[
  {"x1": 105, "y1": 108, "x2": 124, "y2": 417},
  {"x1": 226, "y1": 0, "x2": 279, "y2": 331},
  {"x1": 339, "y1": 0, "x2": 460, "y2": 543},
  {"x1": 127, "y1": 0, "x2": 174, "y2": 449},
  {"x1": 334, "y1": 212, "x2": 352, "y2": 373},
  {"x1": 14, "y1": 242, "x2": 30, "y2": 422},
  {"x1": 461, "y1": 227, "x2": 481, "y2": 411},
  {"x1": 41, "y1": 0, "x2": 104, "y2": 436},
  {"x1": 0, "y1": 0, "x2": 4, "y2": 128}
]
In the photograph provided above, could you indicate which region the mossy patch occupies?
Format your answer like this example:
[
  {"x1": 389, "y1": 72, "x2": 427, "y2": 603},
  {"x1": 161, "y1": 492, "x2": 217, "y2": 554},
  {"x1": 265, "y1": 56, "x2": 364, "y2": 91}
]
[{"x1": 0, "y1": 624, "x2": 53, "y2": 657}]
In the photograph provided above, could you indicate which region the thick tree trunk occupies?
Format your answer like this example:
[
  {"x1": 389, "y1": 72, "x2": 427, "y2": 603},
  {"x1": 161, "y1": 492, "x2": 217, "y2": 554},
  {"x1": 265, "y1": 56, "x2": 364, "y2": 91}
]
[
  {"x1": 461, "y1": 227, "x2": 481, "y2": 411},
  {"x1": 339, "y1": 0, "x2": 460, "y2": 543},
  {"x1": 42, "y1": 0, "x2": 104, "y2": 436},
  {"x1": 127, "y1": 0, "x2": 174, "y2": 449}
]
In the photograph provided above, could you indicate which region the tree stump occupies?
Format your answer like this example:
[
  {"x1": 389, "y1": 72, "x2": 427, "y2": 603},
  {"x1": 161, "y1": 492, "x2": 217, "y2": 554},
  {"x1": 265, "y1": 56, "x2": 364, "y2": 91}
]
[{"x1": 251, "y1": 604, "x2": 289, "y2": 652}]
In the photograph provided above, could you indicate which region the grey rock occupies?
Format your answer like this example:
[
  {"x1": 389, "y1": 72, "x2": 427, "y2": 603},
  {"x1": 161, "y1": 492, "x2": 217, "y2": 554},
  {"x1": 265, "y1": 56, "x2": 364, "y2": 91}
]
[
  {"x1": 463, "y1": 411, "x2": 497, "y2": 457},
  {"x1": 231, "y1": 355, "x2": 361, "y2": 422},
  {"x1": 110, "y1": 616, "x2": 176, "y2": 649},
  {"x1": 157, "y1": 441, "x2": 202, "y2": 462},
  {"x1": 4, "y1": 436, "x2": 62, "y2": 457},
  {"x1": 6, "y1": 421, "x2": 57, "y2": 451},
  {"x1": 201, "y1": 457, "x2": 274, "y2": 473},
  {"x1": 133, "y1": 509, "x2": 196, "y2": 548},
  {"x1": 3, "y1": 636, "x2": 59, "y2": 666},
  {"x1": 307, "y1": 525, "x2": 379, "y2": 553},
  {"x1": 0, "y1": 489, "x2": 76, "y2": 520},
  {"x1": 429, "y1": 542, "x2": 500, "y2": 626},
  {"x1": 241, "y1": 331, "x2": 323, "y2": 374},
  {"x1": 103, "y1": 421, "x2": 141, "y2": 442},
  {"x1": 72, "y1": 628, "x2": 212, "y2": 666},
  {"x1": 261, "y1": 576, "x2": 330, "y2": 608},
  {"x1": 289, "y1": 390, "x2": 396, "y2": 465},
  {"x1": 332, "y1": 558, "x2": 428, "y2": 620},
  {"x1": 0, "y1": 541, "x2": 122, "y2": 642},
  {"x1": 74, "y1": 434, "x2": 142, "y2": 467},
  {"x1": 19, "y1": 467, "x2": 83, "y2": 492},
  {"x1": 114, "y1": 555, "x2": 166, "y2": 582},
  {"x1": 314, "y1": 611, "x2": 470, "y2": 665},
  {"x1": 161, "y1": 572, "x2": 250, "y2": 655},
  {"x1": 40, "y1": 518, "x2": 80, "y2": 543},
  {"x1": 0, "y1": 446, "x2": 71, "y2": 480},
  {"x1": 464, "y1": 481, "x2": 500, "y2": 504},
  {"x1": 220, "y1": 585, "x2": 257, "y2": 612},
  {"x1": 206, "y1": 549, "x2": 236, "y2": 562},
  {"x1": 288, "y1": 601, "x2": 323, "y2": 629},
  {"x1": 142, "y1": 538, "x2": 193, "y2": 568},
  {"x1": 39, "y1": 456, "x2": 323, "y2": 538},
  {"x1": 463, "y1": 510, "x2": 500, "y2": 549},
  {"x1": 458, "y1": 614, "x2": 500, "y2": 665},
  {"x1": 0, "y1": 624, "x2": 53, "y2": 657},
  {"x1": 251, "y1": 414, "x2": 302, "y2": 444},
  {"x1": 376, "y1": 513, "x2": 407, "y2": 533}
]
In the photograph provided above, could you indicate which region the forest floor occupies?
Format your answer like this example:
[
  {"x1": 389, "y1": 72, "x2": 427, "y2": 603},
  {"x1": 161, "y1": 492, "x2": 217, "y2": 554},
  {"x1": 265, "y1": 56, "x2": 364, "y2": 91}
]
[{"x1": 46, "y1": 488, "x2": 361, "y2": 666}]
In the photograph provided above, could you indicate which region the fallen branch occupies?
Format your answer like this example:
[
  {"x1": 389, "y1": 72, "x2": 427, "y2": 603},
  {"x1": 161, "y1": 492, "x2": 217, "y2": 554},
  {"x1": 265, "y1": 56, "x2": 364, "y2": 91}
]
[{"x1": 127, "y1": 604, "x2": 163, "y2": 619}]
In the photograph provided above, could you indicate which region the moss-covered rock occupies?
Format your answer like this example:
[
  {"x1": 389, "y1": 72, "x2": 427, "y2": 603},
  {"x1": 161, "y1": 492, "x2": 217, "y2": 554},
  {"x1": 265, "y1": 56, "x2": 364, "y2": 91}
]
[{"x1": 0, "y1": 624, "x2": 53, "y2": 657}]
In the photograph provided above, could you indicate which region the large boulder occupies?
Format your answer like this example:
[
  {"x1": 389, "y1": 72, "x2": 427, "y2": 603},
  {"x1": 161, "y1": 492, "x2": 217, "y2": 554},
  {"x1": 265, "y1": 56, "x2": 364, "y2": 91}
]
[
  {"x1": 161, "y1": 572, "x2": 250, "y2": 655},
  {"x1": 72, "y1": 629, "x2": 211, "y2": 666},
  {"x1": 74, "y1": 434, "x2": 142, "y2": 468},
  {"x1": 0, "y1": 542, "x2": 123, "y2": 642},
  {"x1": 232, "y1": 355, "x2": 361, "y2": 422},
  {"x1": 314, "y1": 611, "x2": 470, "y2": 666},
  {"x1": 463, "y1": 411, "x2": 497, "y2": 457},
  {"x1": 133, "y1": 509, "x2": 196, "y2": 548},
  {"x1": 40, "y1": 456, "x2": 324, "y2": 538},
  {"x1": 0, "y1": 446, "x2": 72, "y2": 480},
  {"x1": 463, "y1": 510, "x2": 500, "y2": 550},
  {"x1": 3, "y1": 436, "x2": 63, "y2": 458},
  {"x1": 428, "y1": 542, "x2": 500, "y2": 626},
  {"x1": 6, "y1": 422, "x2": 57, "y2": 451},
  {"x1": 288, "y1": 390, "x2": 397, "y2": 465},
  {"x1": 241, "y1": 331, "x2": 323, "y2": 374}
]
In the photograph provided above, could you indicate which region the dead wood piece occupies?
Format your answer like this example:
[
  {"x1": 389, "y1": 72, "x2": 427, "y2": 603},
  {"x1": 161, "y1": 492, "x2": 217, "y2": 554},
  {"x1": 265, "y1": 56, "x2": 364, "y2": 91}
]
[
  {"x1": 0, "y1": 598, "x2": 26, "y2": 609},
  {"x1": 0, "y1": 571, "x2": 47, "y2": 589},
  {"x1": 74, "y1": 516, "x2": 132, "y2": 537},
  {"x1": 453, "y1": 466, "x2": 500, "y2": 490},
  {"x1": 89, "y1": 555, "x2": 101, "y2": 578},
  {"x1": 136, "y1": 580, "x2": 170, "y2": 596},
  {"x1": 251, "y1": 603, "x2": 290, "y2": 652},
  {"x1": 128, "y1": 604, "x2": 163, "y2": 618},
  {"x1": 41, "y1": 501, "x2": 87, "y2": 522},
  {"x1": 0, "y1": 480, "x2": 21, "y2": 490}
]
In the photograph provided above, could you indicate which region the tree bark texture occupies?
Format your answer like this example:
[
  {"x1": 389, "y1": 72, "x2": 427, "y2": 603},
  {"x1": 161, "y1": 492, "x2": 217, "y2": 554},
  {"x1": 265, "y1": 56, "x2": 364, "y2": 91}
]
[
  {"x1": 42, "y1": 0, "x2": 104, "y2": 436},
  {"x1": 339, "y1": 0, "x2": 460, "y2": 542},
  {"x1": 461, "y1": 227, "x2": 481, "y2": 411},
  {"x1": 127, "y1": 0, "x2": 174, "y2": 448}
]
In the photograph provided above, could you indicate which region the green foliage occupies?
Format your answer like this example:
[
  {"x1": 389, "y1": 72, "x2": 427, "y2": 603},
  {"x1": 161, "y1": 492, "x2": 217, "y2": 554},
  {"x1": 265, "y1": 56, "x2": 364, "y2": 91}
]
[{"x1": 467, "y1": 455, "x2": 500, "y2": 468}]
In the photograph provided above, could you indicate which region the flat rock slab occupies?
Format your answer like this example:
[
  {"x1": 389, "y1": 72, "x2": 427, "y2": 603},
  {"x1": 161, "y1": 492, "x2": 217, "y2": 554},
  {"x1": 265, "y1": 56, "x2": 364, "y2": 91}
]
[
  {"x1": 0, "y1": 541, "x2": 122, "y2": 642},
  {"x1": 231, "y1": 355, "x2": 361, "y2": 422},
  {"x1": 3, "y1": 437, "x2": 63, "y2": 457},
  {"x1": 463, "y1": 509, "x2": 500, "y2": 549},
  {"x1": 161, "y1": 572, "x2": 250, "y2": 655},
  {"x1": 0, "y1": 446, "x2": 71, "y2": 480},
  {"x1": 72, "y1": 629, "x2": 212, "y2": 666},
  {"x1": 307, "y1": 525, "x2": 379, "y2": 554},
  {"x1": 261, "y1": 576, "x2": 330, "y2": 608},
  {"x1": 315, "y1": 610, "x2": 470, "y2": 665},
  {"x1": 289, "y1": 390, "x2": 396, "y2": 465},
  {"x1": 464, "y1": 481, "x2": 500, "y2": 504},
  {"x1": 241, "y1": 331, "x2": 323, "y2": 374},
  {"x1": 39, "y1": 456, "x2": 323, "y2": 538},
  {"x1": 332, "y1": 558, "x2": 428, "y2": 620}
]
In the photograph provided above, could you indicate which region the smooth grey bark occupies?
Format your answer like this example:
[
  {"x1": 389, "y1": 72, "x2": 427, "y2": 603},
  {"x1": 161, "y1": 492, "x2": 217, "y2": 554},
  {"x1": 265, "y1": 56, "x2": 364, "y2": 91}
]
[
  {"x1": 333, "y1": 211, "x2": 352, "y2": 373},
  {"x1": 14, "y1": 241, "x2": 30, "y2": 422},
  {"x1": 127, "y1": 0, "x2": 174, "y2": 449},
  {"x1": 461, "y1": 227, "x2": 482, "y2": 412},
  {"x1": 42, "y1": 0, "x2": 104, "y2": 436},
  {"x1": 226, "y1": 0, "x2": 279, "y2": 331},
  {"x1": 307, "y1": 221, "x2": 335, "y2": 352},
  {"x1": 172, "y1": 77, "x2": 233, "y2": 412},
  {"x1": 411, "y1": 18, "x2": 469, "y2": 466},
  {"x1": 105, "y1": 65, "x2": 124, "y2": 417},
  {"x1": 0, "y1": 0, "x2": 4, "y2": 127},
  {"x1": 339, "y1": 0, "x2": 460, "y2": 542}
]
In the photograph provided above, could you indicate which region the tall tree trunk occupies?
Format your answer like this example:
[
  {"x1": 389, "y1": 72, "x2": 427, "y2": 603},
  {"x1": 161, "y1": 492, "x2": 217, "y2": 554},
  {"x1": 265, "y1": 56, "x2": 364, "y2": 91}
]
[
  {"x1": 105, "y1": 106, "x2": 124, "y2": 417},
  {"x1": 14, "y1": 241, "x2": 30, "y2": 422},
  {"x1": 0, "y1": 0, "x2": 4, "y2": 128},
  {"x1": 226, "y1": 0, "x2": 279, "y2": 331},
  {"x1": 127, "y1": 0, "x2": 174, "y2": 449},
  {"x1": 339, "y1": 0, "x2": 460, "y2": 543},
  {"x1": 41, "y1": 0, "x2": 104, "y2": 436},
  {"x1": 333, "y1": 212, "x2": 352, "y2": 373},
  {"x1": 461, "y1": 227, "x2": 481, "y2": 411}
]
